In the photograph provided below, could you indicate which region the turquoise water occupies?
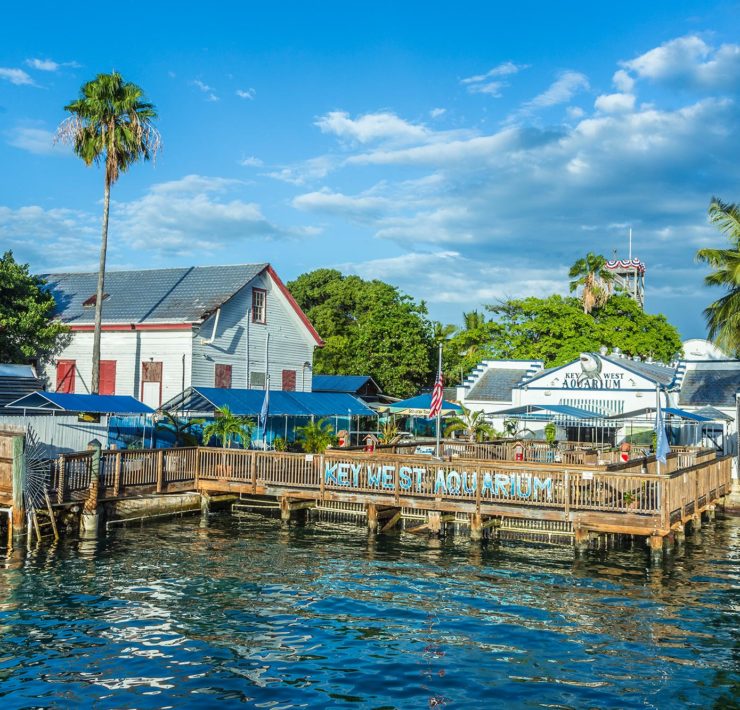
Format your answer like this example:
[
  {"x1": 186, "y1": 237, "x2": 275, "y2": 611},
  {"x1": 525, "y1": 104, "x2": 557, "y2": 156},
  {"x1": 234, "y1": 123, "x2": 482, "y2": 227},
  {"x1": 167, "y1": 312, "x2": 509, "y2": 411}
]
[{"x1": 0, "y1": 512, "x2": 737, "y2": 708}]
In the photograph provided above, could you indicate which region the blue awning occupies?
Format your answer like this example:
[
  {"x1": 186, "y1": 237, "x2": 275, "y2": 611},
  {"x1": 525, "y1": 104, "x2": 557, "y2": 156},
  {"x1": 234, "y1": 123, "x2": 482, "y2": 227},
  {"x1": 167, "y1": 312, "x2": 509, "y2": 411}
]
[
  {"x1": 493, "y1": 404, "x2": 607, "y2": 420},
  {"x1": 385, "y1": 393, "x2": 462, "y2": 416},
  {"x1": 5, "y1": 391, "x2": 154, "y2": 414},
  {"x1": 664, "y1": 407, "x2": 712, "y2": 422},
  {"x1": 162, "y1": 387, "x2": 376, "y2": 417}
]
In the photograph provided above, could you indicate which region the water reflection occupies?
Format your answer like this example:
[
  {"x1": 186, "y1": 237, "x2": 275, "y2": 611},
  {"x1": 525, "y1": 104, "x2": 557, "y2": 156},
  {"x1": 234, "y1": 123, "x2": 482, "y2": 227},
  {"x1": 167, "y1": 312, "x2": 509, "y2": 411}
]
[{"x1": 0, "y1": 513, "x2": 735, "y2": 708}]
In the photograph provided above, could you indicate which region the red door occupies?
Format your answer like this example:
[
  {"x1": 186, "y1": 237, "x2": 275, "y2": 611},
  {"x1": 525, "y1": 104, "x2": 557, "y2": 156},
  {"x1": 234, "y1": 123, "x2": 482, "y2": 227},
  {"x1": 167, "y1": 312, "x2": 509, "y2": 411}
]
[
  {"x1": 99, "y1": 360, "x2": 116, "y2": 395},
  {"x1": 56, "y1": 360, "x2": 75, "y2": 393},
  {"x1": 215, "y1": 364, "x2": 232, "y2": 389},
  {"x1": 282, "y1": 369, "x2": 296, "y2": 392}
]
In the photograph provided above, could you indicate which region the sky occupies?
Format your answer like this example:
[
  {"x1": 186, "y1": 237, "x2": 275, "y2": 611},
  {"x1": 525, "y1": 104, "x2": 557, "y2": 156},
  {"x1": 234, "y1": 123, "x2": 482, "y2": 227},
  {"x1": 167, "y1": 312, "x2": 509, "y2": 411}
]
[{"x1": 1, "y1": 1, "x2": 739, "y2": 339}]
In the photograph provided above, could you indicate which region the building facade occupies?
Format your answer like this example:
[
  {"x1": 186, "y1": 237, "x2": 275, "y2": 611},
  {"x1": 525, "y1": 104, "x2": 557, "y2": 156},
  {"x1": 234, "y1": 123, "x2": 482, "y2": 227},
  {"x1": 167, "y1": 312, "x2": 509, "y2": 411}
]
[{"x1": 43, "y1": 264, "x2": 323, "y2": 408}]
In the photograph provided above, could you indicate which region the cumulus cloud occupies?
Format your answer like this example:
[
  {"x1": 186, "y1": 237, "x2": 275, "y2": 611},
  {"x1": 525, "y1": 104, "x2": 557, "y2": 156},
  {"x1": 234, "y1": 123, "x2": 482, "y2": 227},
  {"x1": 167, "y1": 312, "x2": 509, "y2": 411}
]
[
  {"x1": 0, "y1": 67, "x2": 33, "y2": 85},
  {"x1": 6, "y1": 127, "x2": 66, "y2": 155},
  {"x1": 315, "y1": 110, "x2": 431, "y2": 144},
  {"x1": 240, "y1": 156, "x2": 263, "y2": 167},
  {"x1": 525, "y1": 71, "x2": 590, "y2": 108},
  {"x1": 612, "y1": 69, "x2": 635, "y2": 92},
  {"x1": 622, "y1": 35, "x2": 740, "y2": 89},
  {"x1": 236, "y1": 88, "x2": 255, "y2": 99},
  {"x1": 26, "y1": 58, "x2": 59, "y2": 71},
  {"x1": 594, "y1": 92, "x2": 636, "y2": 113}
]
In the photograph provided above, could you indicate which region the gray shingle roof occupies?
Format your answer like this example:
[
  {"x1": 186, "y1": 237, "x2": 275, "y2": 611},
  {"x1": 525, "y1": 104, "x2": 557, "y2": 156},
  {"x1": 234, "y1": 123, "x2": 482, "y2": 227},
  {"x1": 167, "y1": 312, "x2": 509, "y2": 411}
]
[
  {"x1": 44, "y1": 264, "x2": 268, "y2": 324},
  {"x1": 600, "y1": 355, "x2": 676, "y2": 385},
  {"x1": 467, "y1": 369, "x2": 528, "y2": 402},
  {"x1": 678, "y1": 368, "x2": 740, "y2": 407},
  {"x1": 0, "y1": 364, "x2": 43, "y2": 408}
]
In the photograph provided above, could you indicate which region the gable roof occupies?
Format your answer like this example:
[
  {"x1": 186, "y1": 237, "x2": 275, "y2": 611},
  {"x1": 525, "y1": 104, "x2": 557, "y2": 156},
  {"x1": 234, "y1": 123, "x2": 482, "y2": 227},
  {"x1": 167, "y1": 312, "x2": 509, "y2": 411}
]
[
  {"x1": 6, "y1": 391, "x2": 154, "y2": 414},
  {"x1": 0, "y1": 364, "x2": 43, "y2": 408},
  {"x1": 679, "y1": 367, "x2": 740, "y2": 407},
  {"x1": 45, "y1": 264, "x2": 269, "y2": 325},
  {"x1": 467, "y1": 368, "x2": 529, "y2": 402}
]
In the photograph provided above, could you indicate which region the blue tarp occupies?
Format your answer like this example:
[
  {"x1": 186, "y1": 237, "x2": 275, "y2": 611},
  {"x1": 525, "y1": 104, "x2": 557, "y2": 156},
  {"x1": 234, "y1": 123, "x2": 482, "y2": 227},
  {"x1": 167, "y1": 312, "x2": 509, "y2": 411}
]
[
  {"x1": 167, "y1": 387, "x2": 376, "y2": 417},
  {"x1": 5, "y1": 391, "x2": 154, "y2": 414}
]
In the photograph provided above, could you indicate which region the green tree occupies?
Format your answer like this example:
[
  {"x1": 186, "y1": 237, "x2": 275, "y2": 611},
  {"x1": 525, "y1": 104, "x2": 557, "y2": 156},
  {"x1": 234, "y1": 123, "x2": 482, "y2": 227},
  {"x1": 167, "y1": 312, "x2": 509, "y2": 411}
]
[
  {"x1": 569, "y1": 252, "x2": 614, "y2": 314},
  {"x1": 444, "y1": 405, "x2": 498, "y2": 442},
  {"x1": 288, "y1": 269, "x2": 434, "y2": 397},
  {"x1": 202, "y1": 406, "x2": 253, "y2": 448},
  {"x1": 295, "y1": 418, "x2": 335, "y2": 453},
  {"x1": 58, "y1": 72, "x2": 160, "y2": 394},
  {"x1": 485, "y1": 294, "x2": 682, "y2": 366},
  {"x1": 696, "y1": 197, "x2": 740, "y2": 355},
  {"x1": 0, "y1": 251, "x2": 69, "y2": 364},
  {"x1": 442, "y1": 310, "x2": 502, "y2": 384}
]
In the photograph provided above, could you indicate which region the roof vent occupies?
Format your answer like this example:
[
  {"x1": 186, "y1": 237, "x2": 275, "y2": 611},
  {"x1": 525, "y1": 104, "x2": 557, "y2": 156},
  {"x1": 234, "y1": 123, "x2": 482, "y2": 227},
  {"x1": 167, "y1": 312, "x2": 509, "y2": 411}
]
[
  {"x1": 646, "y1": 356, "x2": 654, "y2": 364},
  {"x1": 82, "y1": 293, "x2": 109, "y2": 308},
  {"x1": 611, "y1": 347, "x2": 621, "y2": 357},
  {"x1": 599, "y1": 345, "x2": 608, "y2": 356},
  {"x1": 633, "y1": 355, "x2": 641, "y2": 362}
]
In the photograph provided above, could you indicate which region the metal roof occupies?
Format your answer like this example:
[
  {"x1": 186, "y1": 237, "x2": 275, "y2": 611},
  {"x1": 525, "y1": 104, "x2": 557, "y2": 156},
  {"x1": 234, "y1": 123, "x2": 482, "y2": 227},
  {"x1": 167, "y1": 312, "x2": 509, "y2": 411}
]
[
  {"x1": 678, "y1": 368, "x2": 740, "y2": 407},
  {"x1": 493, "y1": 404, "x2": 607, "y2": 420},
  {"x1": 44, "y1": 264, "x2": 268, "y2": 324},
  {"x1": 163, "y1": 387, "x2": 376, "y2": 417},
  {"x1": 692, "y1": 405, "x2": 735, "y2": 421},
  {"x1": 608, "y1": 406, "x2": 713, "y2": 422},
  {"x1": 467, "y1": 369, "x2": 529, "y2": 401},
  {"x1": 312, "y1": 375, "x2": 379, "y2": 394},
  {"x1": 600, "y1": 355, "x2": 676, "y2": 386},
  {"x1": 0, "y1": 364, "x2": 43, "y2": 407},
  {"x1": 5, "y1": 392, "x2": 154, "y2": 414}
]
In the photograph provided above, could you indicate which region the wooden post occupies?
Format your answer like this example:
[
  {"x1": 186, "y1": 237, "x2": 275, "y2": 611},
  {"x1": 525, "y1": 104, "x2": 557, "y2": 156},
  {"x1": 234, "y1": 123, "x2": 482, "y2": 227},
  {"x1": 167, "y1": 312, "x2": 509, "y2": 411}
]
[
  {"x1": 674, "y1": 522, "x2": 685, "y2": 545},
  {"x1": 427, "y1": 511, "x2": 442, "y2": 535},
  {"x1": 469, "y1": 512, "x2": 483, "y2": 541},
  {"x1": 250, "y1": 452, "x2": 257, "y2": 494},
  {"x1": 574, "y1": 526, "x2": 590, "y2": 552},
  {"x1": 475, "y1": 468, "x2": 481, "y2": 514},
  {"x1": 11, "y1": 435, "x2": 25, "y2": 544},
  {"x1": 319, "y1": 454, "x2": 325, "y2": 501},
  {"x1": 56, "y1": 454, "x2": 66, "y2": 504},
  {"x1": 156, "y1": 449, "x2": 165, "y2": 494},
  {"x1": 195, "y1": 446, "x2": 202, "y2": 487},
  {"x1": 367, "y1": 503, "x2": 378, "y2": 532},
  {"x1": 280, "y1": 496, "x2": 292, "y2": 524},
  {"x1": 564, "y1": 471, "x2": 570, "y2": 517},
  {"x1": 648, "y1": 534, "x2": 664, "y2": 559},
  {"x1": 113, "y1": 452, "x2": 122, "y2": 498},
  {"x1": 81, "y1": 440, "x2": 102, "y2": 537},
  {"x1": 394, "y1": 462, "x2": 400, "y2": 503}
]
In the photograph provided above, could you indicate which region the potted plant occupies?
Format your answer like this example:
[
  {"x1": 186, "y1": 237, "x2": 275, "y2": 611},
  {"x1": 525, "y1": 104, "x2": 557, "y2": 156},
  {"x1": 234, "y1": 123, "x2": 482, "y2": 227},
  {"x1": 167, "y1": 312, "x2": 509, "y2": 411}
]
[
  {"x1": 295, "y1": 418, "x2": 335, "y2": 454},
  {"x1": 202, "y1": 406, "x2": 254, "y2": 476}
]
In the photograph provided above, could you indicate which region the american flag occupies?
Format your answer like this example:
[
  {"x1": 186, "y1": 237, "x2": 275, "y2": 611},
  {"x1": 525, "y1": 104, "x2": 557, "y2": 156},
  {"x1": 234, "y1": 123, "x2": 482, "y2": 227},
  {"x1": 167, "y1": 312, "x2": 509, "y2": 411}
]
[{"x1": 428, "y1": 372, "x2": 444, "y2": 418}]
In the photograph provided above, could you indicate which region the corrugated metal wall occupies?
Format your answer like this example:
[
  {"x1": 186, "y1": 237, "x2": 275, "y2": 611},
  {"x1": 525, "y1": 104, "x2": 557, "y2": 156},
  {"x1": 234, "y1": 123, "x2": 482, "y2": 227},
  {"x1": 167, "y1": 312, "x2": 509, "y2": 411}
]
[{"x1": 0, "y1": 414, "x2": 110, "y2": 457}]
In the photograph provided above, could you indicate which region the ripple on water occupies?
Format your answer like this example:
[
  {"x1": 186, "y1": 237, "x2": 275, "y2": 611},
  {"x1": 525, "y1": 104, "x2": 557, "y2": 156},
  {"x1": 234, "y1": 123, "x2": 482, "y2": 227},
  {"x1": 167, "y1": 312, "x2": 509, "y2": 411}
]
[{"x1": 0, "y1": 514, "x2": 736, "y2": 708}]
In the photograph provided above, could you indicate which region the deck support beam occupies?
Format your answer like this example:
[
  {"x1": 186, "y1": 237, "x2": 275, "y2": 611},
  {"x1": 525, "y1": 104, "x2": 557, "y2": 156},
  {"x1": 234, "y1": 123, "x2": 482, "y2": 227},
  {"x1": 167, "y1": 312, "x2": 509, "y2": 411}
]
[
  {"x1": 280, "y1": 497, "x2": 314, "y2": 524},
  {"x1": 470, "y1": 513, "x2": 483, "y2": 542},
  {"x1": 80, "y1": 439, "x2": 101, "y2": 538},
  {"x1": 648, "y1": 534, "x2": 664, "y2": 559}
]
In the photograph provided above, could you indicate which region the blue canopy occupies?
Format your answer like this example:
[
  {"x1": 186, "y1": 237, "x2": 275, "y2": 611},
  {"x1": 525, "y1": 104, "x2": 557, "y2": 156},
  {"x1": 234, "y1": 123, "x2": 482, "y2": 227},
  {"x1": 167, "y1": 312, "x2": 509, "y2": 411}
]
[
  {"x1": 386, "y1": 393, "x2": 462, "y2": 416},
  {"x1": 162, "y1": 386, "x2": 376, "y2": 417},
  {"x1": 492, "y1": 403, "x2": 607, "y2": 421},
  {"x1": 5, "y1": 391, "x2": 154, "y2": 414}
]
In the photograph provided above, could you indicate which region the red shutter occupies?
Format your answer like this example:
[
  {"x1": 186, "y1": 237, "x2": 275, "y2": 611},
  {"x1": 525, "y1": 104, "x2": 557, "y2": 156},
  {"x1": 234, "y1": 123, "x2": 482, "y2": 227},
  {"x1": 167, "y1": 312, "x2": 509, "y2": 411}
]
[
  {"x1": 215, "y1": 364, "x2": 232, "y2": 389},
  {"x1": 282, "y1": 369, "x2": 296, "y2": 392},
  {"x1": 56, "y1": 360, "x2": 75, "y2": 393},
  {"x1": 99, "y1": 361, "x2": 116, "y2": 395}
]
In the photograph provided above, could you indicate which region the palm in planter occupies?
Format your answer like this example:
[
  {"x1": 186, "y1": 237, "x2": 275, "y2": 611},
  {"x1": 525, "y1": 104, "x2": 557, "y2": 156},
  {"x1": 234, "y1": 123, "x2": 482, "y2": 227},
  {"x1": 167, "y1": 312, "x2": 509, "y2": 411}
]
[
  {"x1": 202, "y1": 406, "x2": 253, "y2": 448},
  {"x1": 296, "y1": 418, "x2": 335, "y2": 453},
  {"x1": 445, "y1": 406, "x2": 497, "y2": 442}
]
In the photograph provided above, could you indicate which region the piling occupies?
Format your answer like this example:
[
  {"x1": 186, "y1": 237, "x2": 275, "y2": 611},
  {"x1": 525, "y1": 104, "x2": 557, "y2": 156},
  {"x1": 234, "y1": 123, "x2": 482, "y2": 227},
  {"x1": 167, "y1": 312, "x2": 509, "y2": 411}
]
[{"x1": 80, "y1": 439, "x2": 101, "y2": 538}]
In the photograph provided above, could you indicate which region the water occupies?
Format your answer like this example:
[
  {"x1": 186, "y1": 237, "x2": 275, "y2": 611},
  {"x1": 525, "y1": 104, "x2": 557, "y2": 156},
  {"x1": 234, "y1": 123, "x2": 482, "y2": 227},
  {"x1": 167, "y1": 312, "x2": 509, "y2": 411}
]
[{"x1": 0, "y1": 513, "x2": 737, "y2": 709}]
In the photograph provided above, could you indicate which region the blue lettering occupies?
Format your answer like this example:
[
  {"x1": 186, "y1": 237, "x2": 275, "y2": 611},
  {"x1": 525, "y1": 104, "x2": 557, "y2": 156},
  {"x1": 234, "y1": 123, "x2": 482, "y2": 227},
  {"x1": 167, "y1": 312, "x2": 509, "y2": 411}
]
[
  {"x1": 382, "y1": 465, "x2": 395, "y2": 490},
  {"x1": 413, "y1": 467, "x2": 425, "y2": 492},
  {"x1": 447, "y1": 470, "x2": 461, "y2": 494},
  {"x1": 399, "y1": 466, "x2": 412, "y2": 490},
  {"x1": 337, "y1": 463, "x2": 349, "y2": 486},
  {"x1": 533, "y1": 477, "x2": 553, "y2": 501},
  {"x1": 516, "y1": 474, "x2": 532, "y2": 499},
  {"x1": 434, "y1": 469, "x2": 447, "y2": 495},
  {"x1": 368, "y1": 465, "x2": 381, "y2": 488},
  {"x1": 324, "y1": 463, "x2": 338, "y2": 485},
  {"x1": 351, "y1": 463, "x2": 362, "y2": 487},
  {"x1": 495, "y1": 473, "x2": 511, "y2": 497},
  {"x1": 481, "y1": 472, "x2": 494, "y2": 497},
  {"x1": 462, "y1": 471, "x2": 476, "y2": 495}
]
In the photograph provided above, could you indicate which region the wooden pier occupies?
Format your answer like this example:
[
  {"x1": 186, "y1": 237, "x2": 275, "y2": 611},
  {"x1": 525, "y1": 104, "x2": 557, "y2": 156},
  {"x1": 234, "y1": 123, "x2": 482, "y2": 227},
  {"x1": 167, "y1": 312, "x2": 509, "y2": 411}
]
[{"x1": 0, "y1": 431, "x2": 732, "y2": 555}]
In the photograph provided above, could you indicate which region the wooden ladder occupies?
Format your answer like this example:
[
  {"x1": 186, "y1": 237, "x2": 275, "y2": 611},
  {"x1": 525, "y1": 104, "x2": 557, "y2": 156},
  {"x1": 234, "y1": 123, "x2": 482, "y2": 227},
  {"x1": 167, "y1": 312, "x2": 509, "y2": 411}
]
[{"x1": 30, "y1": 492, "x2": 59, "y2": 545}]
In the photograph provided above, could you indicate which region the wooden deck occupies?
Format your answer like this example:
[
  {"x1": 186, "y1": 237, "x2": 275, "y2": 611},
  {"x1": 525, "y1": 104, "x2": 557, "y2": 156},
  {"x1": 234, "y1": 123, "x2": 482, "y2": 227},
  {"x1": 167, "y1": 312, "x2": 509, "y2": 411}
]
[{"x1": 45, "y1": 443, "x2": 733, "y2": 548}]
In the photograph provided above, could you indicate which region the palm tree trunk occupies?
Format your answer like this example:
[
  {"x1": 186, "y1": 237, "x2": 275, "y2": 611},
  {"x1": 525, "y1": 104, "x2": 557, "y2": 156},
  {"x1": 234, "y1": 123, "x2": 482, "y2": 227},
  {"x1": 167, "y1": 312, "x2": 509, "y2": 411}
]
[{"x1": 91, "y1": 178, "x2": 111, "y2": 394}]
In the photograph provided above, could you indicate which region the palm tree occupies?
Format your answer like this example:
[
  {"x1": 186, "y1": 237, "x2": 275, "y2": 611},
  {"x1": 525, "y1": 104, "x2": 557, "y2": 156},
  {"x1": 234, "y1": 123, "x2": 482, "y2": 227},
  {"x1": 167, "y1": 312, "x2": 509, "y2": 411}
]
[
  {"x1": 444, "y1": 406, "x2": 498, "y2": 442},
  {"x1": 202, "y1": 406, "x2": 253, "y2": 448},
  {"x1": 696, "y1": 197, "x2": 740, "y2": 355},
  {"x1": 58, "y1": 72, "x2": 160, "y2": 393},
  {"x1": 156, "y1": 411, "x2": 204, "y2": 447},
  {"x1": 295, "y1": 418, "x2": 335, "y2": 453},
  {"x1": 568, "y1": 252, "x2": 614, "y2": 314}
]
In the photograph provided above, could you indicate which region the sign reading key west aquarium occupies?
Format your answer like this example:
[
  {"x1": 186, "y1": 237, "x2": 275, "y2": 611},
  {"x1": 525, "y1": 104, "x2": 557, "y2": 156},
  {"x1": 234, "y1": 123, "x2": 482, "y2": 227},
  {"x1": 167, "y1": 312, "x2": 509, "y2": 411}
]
[{"x1": 324, "y1": 461, "x2": 553, "y2": 502}]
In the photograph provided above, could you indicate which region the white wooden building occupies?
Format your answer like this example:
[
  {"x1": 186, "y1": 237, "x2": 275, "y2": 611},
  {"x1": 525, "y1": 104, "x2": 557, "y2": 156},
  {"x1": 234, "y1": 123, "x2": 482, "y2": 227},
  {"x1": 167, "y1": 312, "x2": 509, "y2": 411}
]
[{"x1": 43, "y1": 264, "x2": 323, "y2": 408}]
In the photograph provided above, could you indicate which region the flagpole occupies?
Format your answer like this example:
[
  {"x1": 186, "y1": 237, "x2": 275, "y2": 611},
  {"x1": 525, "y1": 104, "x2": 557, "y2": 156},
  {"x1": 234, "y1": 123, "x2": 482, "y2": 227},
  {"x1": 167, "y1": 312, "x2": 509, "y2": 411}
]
[
  {"x1": 435, "y1": 343, "x2": 442, "y2": 459},
  {"x1": 655, "y1": 384, "x2": 661, "y2": 476}
]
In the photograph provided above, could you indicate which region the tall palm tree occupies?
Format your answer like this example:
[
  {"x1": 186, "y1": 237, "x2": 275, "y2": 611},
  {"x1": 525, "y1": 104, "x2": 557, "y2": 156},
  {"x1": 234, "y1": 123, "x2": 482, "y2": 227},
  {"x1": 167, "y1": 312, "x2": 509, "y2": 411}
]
[
  {"x1": 568, "y1": 252, "x2": 614, "y2": 314},
  {"x1": 696, "y1": 197, "x2": 740, "y2": 354},
  {"x1": 202, "y1": 407, "x2": 253, "y2": 448},
  {"x1": 57, "y1": 72, "x2": 160, "y2": 393}
]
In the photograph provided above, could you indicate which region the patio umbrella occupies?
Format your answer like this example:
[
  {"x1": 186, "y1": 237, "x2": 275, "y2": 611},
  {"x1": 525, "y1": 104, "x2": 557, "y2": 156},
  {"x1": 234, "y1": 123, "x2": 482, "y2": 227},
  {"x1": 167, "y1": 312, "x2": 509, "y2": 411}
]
[{"x1": 385, "y1": 393, "x2": 462, "y2": 417}]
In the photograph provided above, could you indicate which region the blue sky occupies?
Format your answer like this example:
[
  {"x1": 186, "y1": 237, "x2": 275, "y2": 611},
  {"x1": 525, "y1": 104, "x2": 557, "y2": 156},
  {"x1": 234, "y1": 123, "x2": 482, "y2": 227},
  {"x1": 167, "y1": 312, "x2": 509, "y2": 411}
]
[{"x1": 1, "y1": 1, "x2": 739, "y2": 339}]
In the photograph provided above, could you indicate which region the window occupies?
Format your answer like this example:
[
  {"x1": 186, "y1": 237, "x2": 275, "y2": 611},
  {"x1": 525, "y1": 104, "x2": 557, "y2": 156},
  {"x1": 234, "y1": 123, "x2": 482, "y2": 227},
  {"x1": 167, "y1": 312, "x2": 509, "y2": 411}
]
[
  {"x1": 250, "y1": 371, "x2": 266, "y2": 390},
  {"x1": 140, "y1": 361, "x2": 163, "y2": 407},
  {"x1": 252, "y1": 288, "x2": 266, "y2": 323},
  {"x1": 215, "y1": 364, "x2": 232, "y2": 389},
  {"x1": 56, "y1": 360, "x2": 75, "y2": 393},
  {"x1": 99, "y1": 360, "x2": 116, "y2": 395},
  {"x1": 82, "y1": 293, "x2": 109, "y2": 308},
  {"x1": 282, "y1": 369, "x2": 296, "y2": 392}
]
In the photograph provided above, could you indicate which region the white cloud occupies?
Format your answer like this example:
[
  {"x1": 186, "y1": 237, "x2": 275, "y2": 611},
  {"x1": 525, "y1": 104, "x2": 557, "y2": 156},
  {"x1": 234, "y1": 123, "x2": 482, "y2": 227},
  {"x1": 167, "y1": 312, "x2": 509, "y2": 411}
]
[
  {"x1": 612, "y1": 69, "x2": 635, "y2": 92},
  {"x1": 430, "y1": 107, "x2": 446, "y2": 118},
  {"x1": 240, "y1": 156, "x2": 263, "y2": 167},
  {"x1": 292, "y1": 188, "x2": 390, "y2": 220},
  {"x1": 192, "y1": 79, "x2": 219, "y2": 101},
  {"x1": 6, "y1": 127, "x2": 67, "y2": 156},
  {"x1": 266, "y1": 155, "x2": 337, "y2": 185},
  {"x1": 461, "y1": 61, "x2": 529, "y2": 98},
  {"x1": 567, "y1": 106, "x2": 585, "y2": 119},
  {"x1": 236, "y1": 88, "x2": 255, "y2": 99},
  {"x1": 0, "y1": 67, "x2": 33, "y2": 85},
  {"x1": 622, "y1": 35, "x2": 740, "y2": 89},
  {"x1": 467, "y1": 81, "x2": 506, "y2": 97},
  {"x1": 594, "y1": 92, "x2": 636, "y2": 113},
  {"x1": 315, "y1": 110, "x2": 430, "y2": 144},
  {"x1": 26, "y1": 58, "x2": 59, "y2": 71},
  {"x1": 525, "y1": 71, "x2": 590, "y2": 108}
]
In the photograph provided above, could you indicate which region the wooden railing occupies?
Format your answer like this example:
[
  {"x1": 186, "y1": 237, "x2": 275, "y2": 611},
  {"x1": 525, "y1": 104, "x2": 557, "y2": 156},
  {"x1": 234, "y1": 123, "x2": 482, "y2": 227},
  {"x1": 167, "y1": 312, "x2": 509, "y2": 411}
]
[{"x1": 47, "y1": 445, "x2": 732, "y2": 533}]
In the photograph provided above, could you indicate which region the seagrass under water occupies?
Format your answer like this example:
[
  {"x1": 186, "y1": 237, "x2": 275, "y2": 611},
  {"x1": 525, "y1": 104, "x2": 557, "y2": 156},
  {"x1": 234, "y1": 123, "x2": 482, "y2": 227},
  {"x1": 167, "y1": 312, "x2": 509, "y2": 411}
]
[{"x1": 0, "y1": 513, "x2": 737, "y2": 708}]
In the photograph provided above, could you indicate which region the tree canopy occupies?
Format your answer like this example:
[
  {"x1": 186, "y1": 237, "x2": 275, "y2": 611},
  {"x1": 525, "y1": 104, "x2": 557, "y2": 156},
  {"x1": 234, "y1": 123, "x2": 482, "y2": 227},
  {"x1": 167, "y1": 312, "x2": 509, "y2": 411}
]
[
  {"x1": 696, "y1": 196, "x2": 740, "y2": 355},
  {"x1": 485, "y1": 293, "x2": 682, "y2": 366},
  {"x1": 0, "y1": 251, "x2": 69, "y2": 365},
  {"x1": 288, "y1": 269, "x2": 434, "y2": 397}
]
